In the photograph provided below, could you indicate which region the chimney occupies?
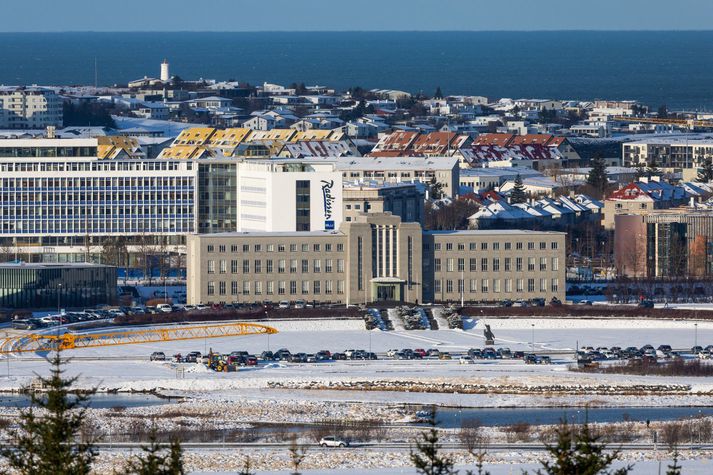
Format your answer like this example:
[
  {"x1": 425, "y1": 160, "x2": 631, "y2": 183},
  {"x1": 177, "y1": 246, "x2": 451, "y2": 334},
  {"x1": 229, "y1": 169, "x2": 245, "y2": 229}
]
[{"x1": 46, "y1": 126, "x2": 56, "y2": 139}]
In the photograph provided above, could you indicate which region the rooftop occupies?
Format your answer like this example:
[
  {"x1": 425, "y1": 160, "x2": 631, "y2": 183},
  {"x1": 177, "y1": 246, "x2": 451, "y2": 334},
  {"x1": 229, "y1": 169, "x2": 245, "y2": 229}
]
[
  {"x1": 194, "y1": 230, "x2": 344, "y2": 239},
  {"x1": 424, "y1": 229, "x2": 565, "y2": 236},
  {"x1": 0, "y1": 262, "x2": 114, "y2": 269}
]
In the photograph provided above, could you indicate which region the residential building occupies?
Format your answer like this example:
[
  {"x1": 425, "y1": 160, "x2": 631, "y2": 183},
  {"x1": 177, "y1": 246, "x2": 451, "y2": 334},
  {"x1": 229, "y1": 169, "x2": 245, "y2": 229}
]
[
  {"x1": 602, "y1": 178, "x2": 689, "y2": 229},
  {"x1": 622, "y1": 137, "x2": 713, "y2": 180},
  {"x1": 186, "y1": 213, "x2": 565, "y2": 306},
  {"x1": 0, "y1": 86, "x2": 63, "y2": 129}
]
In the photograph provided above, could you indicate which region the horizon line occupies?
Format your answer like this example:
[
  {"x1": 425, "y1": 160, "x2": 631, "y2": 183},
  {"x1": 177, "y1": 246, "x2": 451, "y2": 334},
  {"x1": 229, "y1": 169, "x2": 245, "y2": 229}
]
[{"x1": 2, "y1": 28, "x2": 713, "y2": 34}]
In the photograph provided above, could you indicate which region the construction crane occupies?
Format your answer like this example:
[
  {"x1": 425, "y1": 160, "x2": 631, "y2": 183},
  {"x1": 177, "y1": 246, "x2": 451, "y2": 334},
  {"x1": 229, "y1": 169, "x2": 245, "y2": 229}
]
[
  {"x1": 0, "y1": 322, "x2": 277, "y2": 354},
  {"x1": 613, "y1": 116, "x2": 713, "y2": 129}
]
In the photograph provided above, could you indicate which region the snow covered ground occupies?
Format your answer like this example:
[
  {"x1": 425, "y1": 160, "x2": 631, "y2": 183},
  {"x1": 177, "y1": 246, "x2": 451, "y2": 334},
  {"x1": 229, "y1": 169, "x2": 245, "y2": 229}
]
[
  {"x1": 1, "y1": 316, "x2": 712, "y2": 473},
  {"x1": 0, "y1": 317, "x2": 710, "y2": 407}
]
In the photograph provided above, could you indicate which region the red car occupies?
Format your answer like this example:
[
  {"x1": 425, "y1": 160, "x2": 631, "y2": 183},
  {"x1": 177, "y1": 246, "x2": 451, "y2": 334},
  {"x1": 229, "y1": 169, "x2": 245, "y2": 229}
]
[{"x1": 414, "y1": 348, "x2": 427, "y2": 358}]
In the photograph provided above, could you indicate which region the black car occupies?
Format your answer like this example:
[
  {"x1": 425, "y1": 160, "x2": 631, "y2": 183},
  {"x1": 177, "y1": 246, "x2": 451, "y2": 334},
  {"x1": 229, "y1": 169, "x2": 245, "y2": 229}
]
[
  {"x1": 260, "y1": 351, "x2": 275, "y2": 361},
  {"x1": 332, "y1": 352, "x2": 347, "y2": 360}
]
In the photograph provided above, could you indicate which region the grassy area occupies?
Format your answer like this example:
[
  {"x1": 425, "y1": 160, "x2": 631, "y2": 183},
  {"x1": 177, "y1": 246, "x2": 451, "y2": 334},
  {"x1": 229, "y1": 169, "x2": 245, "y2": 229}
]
[{"x1": 576, "y1": 358, "x2": 713, "y2": 377}]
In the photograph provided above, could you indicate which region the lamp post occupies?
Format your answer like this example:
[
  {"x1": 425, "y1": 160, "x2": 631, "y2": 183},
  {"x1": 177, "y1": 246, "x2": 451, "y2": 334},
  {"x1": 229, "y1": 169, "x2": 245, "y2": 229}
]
[
  {"x1": 57, "y1": 283, "x2": 63, "y2": 344},
  {"x1": 694, "y1": 323, "x2": 698, "y2": 348},
  {"x1": 531, "y1": 323, "x2": 535, "y2": 353}
]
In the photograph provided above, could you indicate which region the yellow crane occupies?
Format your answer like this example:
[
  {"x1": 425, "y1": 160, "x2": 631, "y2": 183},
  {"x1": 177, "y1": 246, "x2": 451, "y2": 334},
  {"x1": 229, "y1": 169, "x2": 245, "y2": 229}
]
[{"x1": 0, "y1": 322, "x2": 277, "y2": 354}]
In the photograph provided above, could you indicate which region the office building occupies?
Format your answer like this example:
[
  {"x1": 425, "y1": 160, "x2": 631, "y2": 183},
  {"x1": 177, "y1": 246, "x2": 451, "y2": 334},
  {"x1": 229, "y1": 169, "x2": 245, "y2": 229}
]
[
  {"x1": 0, "y1": 262, "x2": 116, "y2": 309},
  {"x1": 343, "y1": 181, "x2": 424, "y2": 224},
  {"x1": 186, "y1": 213, "x2": 565, "y2": 306},
  {"x1": 615, "y1": 210, "x2": 713, "y2": 278}
]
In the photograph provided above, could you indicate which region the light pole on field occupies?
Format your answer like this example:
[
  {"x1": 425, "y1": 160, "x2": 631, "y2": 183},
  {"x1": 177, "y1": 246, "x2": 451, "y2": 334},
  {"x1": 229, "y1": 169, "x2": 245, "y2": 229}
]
[
  {"x1": 531, "y1": 323, "x2": 535, "y2": 353},
  {"x1": 695, "y1": 323, "x2": 698, "y2": 348}
]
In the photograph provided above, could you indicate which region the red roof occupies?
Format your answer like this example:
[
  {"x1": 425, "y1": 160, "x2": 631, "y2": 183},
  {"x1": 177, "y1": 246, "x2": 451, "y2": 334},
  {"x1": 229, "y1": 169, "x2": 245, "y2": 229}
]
[
  {"x1": 510, "y1": 134, "x2": 554, "y2": 146},
  {"x1": 473, "y1": 133, "x2": 515, "y2": 146}
]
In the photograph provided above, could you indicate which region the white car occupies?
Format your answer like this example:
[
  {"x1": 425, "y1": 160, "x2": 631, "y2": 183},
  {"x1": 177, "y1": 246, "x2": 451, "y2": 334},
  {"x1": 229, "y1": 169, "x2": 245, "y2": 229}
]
[
  {"x1": 458, "y1": 356, "x2": 475, "y2": 365},
  {"x1": 195, "y1": 304, "x2": 209, "y2": 311},
  {"x1": 156, "y1": 304, "x2": 172, "y2": 313},
  {"x1": 278, "y1": 301, "x2": 290, "y2": 309},
  {"x1": 294, "y1": 300, "x2": 306, "y2": 309},
  {"x1": 386, "y1": 349, "x2": 399, "y2": 357},
  {"x1": 319, "y1": 436, "x2": 348, "y2": 448}
]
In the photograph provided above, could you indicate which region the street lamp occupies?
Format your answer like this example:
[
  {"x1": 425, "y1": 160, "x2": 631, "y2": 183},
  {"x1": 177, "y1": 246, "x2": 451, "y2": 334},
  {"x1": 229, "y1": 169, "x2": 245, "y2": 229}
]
[
  {"x1": 531, "y1": 323, "x2": 535, "y2": 353},
  {"x1": 694, "y1": 323, "x2": 698, "y2": 348},
  {"x1": 56, "y1": 283, "x2": 63, "y2": 343}
]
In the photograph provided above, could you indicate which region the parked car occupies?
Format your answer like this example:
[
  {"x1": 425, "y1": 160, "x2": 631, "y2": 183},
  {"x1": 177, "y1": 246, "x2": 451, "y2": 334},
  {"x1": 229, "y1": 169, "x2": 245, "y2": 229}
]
[
  {"x1": 150, "y1": 351, "x2": 166, "y2": 361},
  {"x1": 319, "y1": 436, "x2": 348, "y2": 448},
  {"x1": 294, "y1": 300, "x2": 306, "y2": 309},
  {"x1": 467, "y1": 348, "x2": 482, "y2": 359},
  {"x1": 156, "y1": 304, "x2": 173, "y2": 313},
  {"x1": 184, "y1": 351, "x2": 202, "y2": 363},
  {"x1": 260, "y1": 351, "x2": 275, "y2": 361},
  {"x1": 438, "y1": 352, "x2": 452, "y2": 360},
  {"x1": 332, "y1": 352, "x2": 347, "y2": 360},
  {"x1": 482, "y1": 347, "x2": 498, "y2": 359},
  {"x1": 458, "y1": 356, "x2": 474, "y2": 365},
  {"x1": 278, "y1": 301, "x2": 290, "y2": 309},
  {"x1": 413, "y1": 348, "x2": 427, "y2": 358},
  {"x1": 427, "y1": 349, "x2": 440, "y2": 357},
  {"x1": 497, "y1": 347, "x2": 512, "y2": 359}
]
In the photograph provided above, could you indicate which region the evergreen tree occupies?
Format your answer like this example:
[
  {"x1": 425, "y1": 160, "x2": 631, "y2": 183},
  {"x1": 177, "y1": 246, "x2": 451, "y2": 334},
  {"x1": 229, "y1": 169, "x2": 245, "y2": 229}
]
[
  {"x1": 646, "y1": 159, "x2": 662, "y2": 178},
  {"x1": 509, "y1": 175, "x2": 528, "y2": 204},
  {"x1": 428, "y1": 177, "x2": 445, "y2": 201},
  {"x1": 529, "y1": 420, "x2": 633, "y2": 475},
  {"x1": 666, "y1": 451, "x2": 682, "y2": 475},
  {"x1": 434, "y1": 86, "x2": 444, "y2": 99},
  {"x1": 124, "y1": 427, "x2": 185, "y2": 475},
  {"x1": 586, "y1": 155, "x2": 609, "y2": 197},
  {"x1": 658, "y1": 104, "x2": 669, "y2": 119},
  {"x1": 697, "y1": 158, "x2": 713, "y2": 183},
  {"x1": 410, "y1": 408, "x2": 457, "y2": 475},
  {"x1": 634, "y1": 162, "x2": 647, "y2": 180},
  {"x1": 2, "y1": 352, "x2": 97, "y2": 475}
]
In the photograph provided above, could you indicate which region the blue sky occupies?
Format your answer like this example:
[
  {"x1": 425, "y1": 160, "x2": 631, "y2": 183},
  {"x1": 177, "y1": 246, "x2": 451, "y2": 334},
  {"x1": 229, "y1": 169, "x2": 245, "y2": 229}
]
[{"x1": 5, "y1": 0, "x2": 713, "y2": 32}]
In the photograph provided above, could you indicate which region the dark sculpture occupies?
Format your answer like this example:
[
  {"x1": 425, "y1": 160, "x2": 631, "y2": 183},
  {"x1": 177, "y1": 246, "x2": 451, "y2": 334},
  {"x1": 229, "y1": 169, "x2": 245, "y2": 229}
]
[{"x1": 484, "y1": 324, "x2": 495, "y2": 345}]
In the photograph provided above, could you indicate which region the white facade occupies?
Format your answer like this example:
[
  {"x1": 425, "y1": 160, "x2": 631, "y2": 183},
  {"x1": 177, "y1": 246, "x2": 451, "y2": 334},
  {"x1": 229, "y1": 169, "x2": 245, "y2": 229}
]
[
  {"x1": 0, "y1": 87, "x2": 63, "y2": 130},
  {"x1": 236, "y1": 161, "x2": 343, "y2": 233}
]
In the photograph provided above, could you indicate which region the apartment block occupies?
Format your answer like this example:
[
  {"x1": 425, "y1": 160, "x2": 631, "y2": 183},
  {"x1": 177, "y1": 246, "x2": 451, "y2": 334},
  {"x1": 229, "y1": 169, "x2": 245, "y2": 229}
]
[{"x1": 0, "y1": 87, "x2": 63, "y2": 129}]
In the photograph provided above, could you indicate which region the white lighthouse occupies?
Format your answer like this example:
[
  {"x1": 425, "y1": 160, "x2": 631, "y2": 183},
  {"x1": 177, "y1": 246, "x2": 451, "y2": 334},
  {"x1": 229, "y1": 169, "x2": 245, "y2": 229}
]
[{"x1": 160, "y1": 59, "x2": 170, "y2": 82}]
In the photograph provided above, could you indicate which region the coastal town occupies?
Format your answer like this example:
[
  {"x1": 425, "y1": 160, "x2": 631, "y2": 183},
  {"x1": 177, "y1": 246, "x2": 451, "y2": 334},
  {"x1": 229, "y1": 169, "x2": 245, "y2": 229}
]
[{"x1": 1, "y1": 56, "x2": 713, "y2": 475}]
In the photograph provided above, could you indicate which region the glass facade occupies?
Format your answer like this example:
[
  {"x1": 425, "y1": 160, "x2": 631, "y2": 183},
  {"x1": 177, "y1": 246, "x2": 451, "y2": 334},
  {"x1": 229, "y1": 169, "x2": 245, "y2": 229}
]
[{"x1": 0, "y1": 264, "x2": 116, "y2": 309}]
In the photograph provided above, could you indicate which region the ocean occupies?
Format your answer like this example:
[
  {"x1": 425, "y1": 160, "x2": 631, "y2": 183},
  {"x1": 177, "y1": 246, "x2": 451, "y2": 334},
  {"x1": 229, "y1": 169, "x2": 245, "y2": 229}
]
[{"x1": 2, "y1": 31, "x2": 713, "y2": 109}]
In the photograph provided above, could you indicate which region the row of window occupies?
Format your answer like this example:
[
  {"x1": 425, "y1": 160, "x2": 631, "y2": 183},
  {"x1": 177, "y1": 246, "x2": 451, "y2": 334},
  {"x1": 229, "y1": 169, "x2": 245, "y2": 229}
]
[
  {"x1": 207, "y1": 243, "x2": 344, "y2": 253},
  {"x1": 207, "y1": 258, "x2": 345, "y2": 274},
  {"x1": 434, "y1": 257, "x2": 559, "y2": 273},
  {"x1": 431, "y1": 241, "x2": 559, "y2": 251},
  {"x1": 434, "y1": 278, "x2": 560, "y2": 294},
  {"x1": 207, "y1": 280, "x2": 346, "y2": 296}
]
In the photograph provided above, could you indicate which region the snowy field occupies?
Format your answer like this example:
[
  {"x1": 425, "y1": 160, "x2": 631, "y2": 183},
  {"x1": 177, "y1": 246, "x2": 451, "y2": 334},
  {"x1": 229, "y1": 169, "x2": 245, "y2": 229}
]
[
  {"x1": 0, "y1": 317, "x2": 711, "y2": 408},
  {"x1": 2, "y1": 316, "x2": 713, "y2": 474}
]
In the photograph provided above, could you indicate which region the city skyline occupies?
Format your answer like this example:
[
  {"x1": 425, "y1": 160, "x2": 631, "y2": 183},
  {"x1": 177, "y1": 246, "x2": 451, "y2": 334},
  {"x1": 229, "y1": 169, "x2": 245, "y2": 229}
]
[{"x1": 7, "y1": 0, "x2": 713, "y2": 32}]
